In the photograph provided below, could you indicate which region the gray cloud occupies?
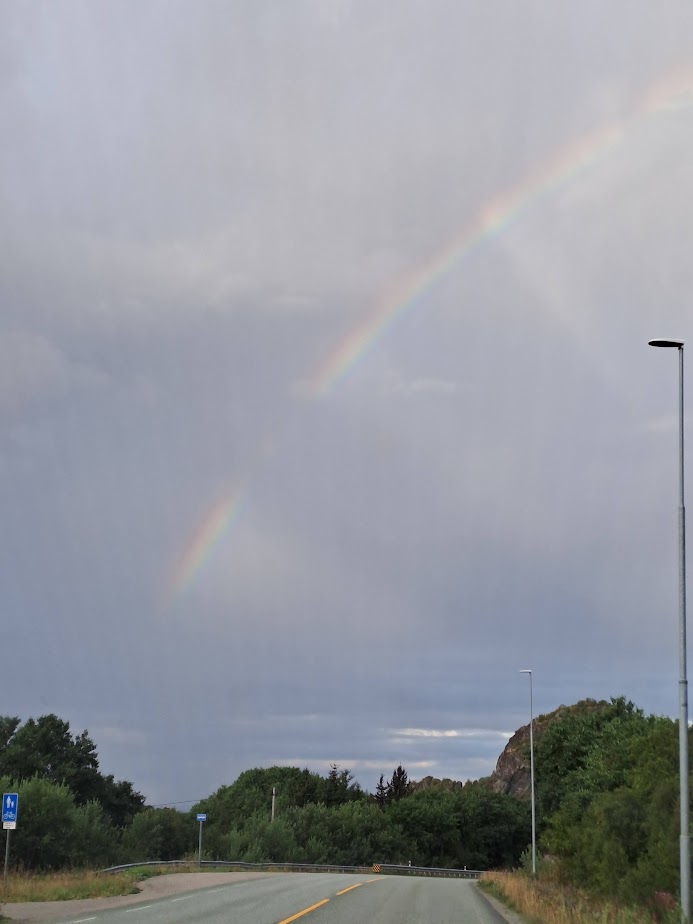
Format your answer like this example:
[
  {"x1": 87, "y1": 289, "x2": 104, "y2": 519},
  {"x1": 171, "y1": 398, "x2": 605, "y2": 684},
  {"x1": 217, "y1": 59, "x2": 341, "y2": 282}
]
[{"x1": 1, "y1": 1, "x2": 693, "y2": 804}]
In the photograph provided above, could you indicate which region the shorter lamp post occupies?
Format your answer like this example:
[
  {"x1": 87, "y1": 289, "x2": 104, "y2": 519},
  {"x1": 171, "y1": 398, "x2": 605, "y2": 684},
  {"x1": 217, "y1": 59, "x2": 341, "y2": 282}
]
[{"x1": 520, "y1": 669, "x2": 536, "y2": 876}]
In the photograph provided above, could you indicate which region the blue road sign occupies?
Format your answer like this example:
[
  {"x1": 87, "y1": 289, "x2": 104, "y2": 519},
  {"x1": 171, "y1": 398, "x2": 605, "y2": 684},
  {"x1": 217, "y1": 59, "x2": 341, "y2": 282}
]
[
  {"x1": 196, "y1": 813, "x2": 206, "y2": 822},
  {"x1": 2, "y1": 793, "x2": 18, "y2": 824}
]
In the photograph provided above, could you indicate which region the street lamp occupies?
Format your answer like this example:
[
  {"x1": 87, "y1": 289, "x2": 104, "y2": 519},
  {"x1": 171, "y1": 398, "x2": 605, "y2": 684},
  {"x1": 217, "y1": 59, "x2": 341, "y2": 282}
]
[
  {"x1": 519, "y1": 669, "x2": 536, "y2": 876},
  {"x1": 649, "y1": 338, "x2": 689, "y2": 921}
]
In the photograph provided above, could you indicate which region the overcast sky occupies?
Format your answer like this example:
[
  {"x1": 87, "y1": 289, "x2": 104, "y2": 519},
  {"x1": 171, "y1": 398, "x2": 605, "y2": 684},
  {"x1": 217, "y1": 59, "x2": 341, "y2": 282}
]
[{"x1": 2, "y1": 1, "x2": 693, "y2": 807}]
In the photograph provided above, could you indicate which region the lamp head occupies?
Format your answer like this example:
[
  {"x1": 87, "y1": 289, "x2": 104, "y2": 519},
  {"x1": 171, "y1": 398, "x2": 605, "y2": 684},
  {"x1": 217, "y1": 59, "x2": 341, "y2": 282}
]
[
  {"x1": 649, "y1": 339, "x2": 684, "y2": 348},
  {"x1": 519, "y1": 669, "x2": 532, "y2": 675}
]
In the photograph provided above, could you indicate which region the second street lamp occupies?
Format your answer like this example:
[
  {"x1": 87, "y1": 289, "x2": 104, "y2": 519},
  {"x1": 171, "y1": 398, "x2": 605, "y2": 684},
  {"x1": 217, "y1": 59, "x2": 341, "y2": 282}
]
[
  {"x1": 519, "y1": 669, "x2": 536, "y2": 876},
  {"x1": 648, "y1": 337, "x2": 689, "y2": 921}
]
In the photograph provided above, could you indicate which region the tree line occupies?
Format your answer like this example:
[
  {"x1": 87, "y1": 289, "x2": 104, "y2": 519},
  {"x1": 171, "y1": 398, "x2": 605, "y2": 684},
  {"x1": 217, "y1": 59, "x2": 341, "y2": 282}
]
[
  {"x1": 192, "y1": 763, "x2": 529, "y2": 870},
  {"x1": 0, "y1": 716, "x2": 529, "y2": 870},
  {"x1": 8, "y1": 697, "x2": 686, "y2": 896}
]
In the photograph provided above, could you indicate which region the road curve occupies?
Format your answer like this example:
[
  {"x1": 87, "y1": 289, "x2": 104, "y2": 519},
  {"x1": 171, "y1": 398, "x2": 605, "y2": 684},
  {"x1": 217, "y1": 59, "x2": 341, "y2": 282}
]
[{"x1": 19, "y1": 872, "x2": 509, "y2": 924}]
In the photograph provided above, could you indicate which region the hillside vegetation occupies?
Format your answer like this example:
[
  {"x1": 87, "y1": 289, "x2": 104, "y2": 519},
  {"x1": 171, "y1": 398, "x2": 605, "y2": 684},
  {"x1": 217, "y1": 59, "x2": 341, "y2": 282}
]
[
  {"x1": 0, "y1": 695, "x2": 687, "y2": 912},
  {"x1": 532, "y1": 696, "x2": 682, "y2": 903},
  {"x1": 0, "y1": 716, "x2": 528, "y2": 871}
]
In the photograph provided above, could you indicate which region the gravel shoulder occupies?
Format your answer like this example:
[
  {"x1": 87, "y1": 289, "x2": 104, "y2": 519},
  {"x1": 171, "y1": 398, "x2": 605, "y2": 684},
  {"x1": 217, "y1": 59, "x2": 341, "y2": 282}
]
[
  {"x1": 0, "y1": 871, "x2": 275, "y2": 923},
  {"x1": 476, "y1": 884, "x2": 524, "y2": 924}
]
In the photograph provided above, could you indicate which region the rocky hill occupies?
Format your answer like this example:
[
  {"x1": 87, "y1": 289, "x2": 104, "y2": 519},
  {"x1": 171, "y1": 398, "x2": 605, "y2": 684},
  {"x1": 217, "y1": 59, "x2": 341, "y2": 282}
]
[
  {"x1": 409, "y1": 775, "x2": 468, "y2": 794},
  {"x1": 411, "y1": 698, "x2": 610, "y2": 798}
]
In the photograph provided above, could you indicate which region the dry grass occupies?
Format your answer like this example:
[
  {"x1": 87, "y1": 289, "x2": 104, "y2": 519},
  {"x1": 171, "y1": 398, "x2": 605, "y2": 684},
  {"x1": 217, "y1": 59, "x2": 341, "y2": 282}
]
[
  {"x1": 0, "y1": 863, "x2": 249, "y2": 904},
  {"x1": 0, "y1": 868, "x2": 163, "y2": 903},
  {"x1": 479, "y1": 871, "x2": 678, "y2": 924}
]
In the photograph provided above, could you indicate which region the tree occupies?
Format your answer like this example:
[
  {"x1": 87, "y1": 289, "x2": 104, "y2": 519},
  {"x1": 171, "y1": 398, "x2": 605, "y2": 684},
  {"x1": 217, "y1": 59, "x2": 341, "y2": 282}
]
[
  {"x1": 197, "y1": 766, "x2": 330, "y2": 831},
  {"x1": 97, "y1": 776, "x2": 146, "y2": 829},
  {"x1": 0, "y1": 718, "x2": 20, "y2": 754},
  {"x1": 322, "y1": 764, "x2": 363, "y2": 806},
  {"x1": 457, "y1": 784, "x2": 530, "y2": 869},
  {"x1": 388, "y1": 765, "x2": 411, "y2": 802},
  {"x1": 536, "y1": 703, "x2": 687, "y2": 902},
  {"x1": 0, "y1": 714, "x2": 145, "y2": 827},
  {"x1": 389, "y1": 790, "x2": 460, "y2": 867},
  {"x1": 374, "y1": 774, "x2": 389, "y2": 809},
  {"x1": 535, "y1": 697, "x2": 647, "y2": 820},
  {"x1": 121, "y1": 808, "x2": 195, "y2": 862},
  {"x1": 325, "y1": 764, "x2": 346, "y2": 805},
  {"x1": 0, "y1": 715, "x2": 102, "y2": 802},
  {"x1": 1, "y1": 776, "x2": 117, "y2": 870}
]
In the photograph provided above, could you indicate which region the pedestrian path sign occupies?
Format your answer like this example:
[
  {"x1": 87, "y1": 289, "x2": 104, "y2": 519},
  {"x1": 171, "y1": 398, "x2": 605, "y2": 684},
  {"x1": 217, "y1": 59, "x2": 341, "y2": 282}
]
[{"x1": 2, "y1": 793, "x2": 18, "y2": 830}]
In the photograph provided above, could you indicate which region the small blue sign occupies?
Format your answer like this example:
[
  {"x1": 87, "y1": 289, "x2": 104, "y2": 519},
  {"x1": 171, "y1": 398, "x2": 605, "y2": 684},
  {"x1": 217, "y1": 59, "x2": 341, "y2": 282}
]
[
  {"x1": 196, "y1": 813, "x2": 206, "y2": 822},
  {"x1": 2, "y1": 793, "x2": 18, "y2": 824}
]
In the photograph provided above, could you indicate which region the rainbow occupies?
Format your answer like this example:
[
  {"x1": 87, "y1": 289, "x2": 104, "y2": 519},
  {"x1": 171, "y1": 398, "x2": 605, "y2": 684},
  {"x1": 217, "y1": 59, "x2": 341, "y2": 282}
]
[
  {"x1": 166, "y1": 487, "x2": 244, "y2": 605},
  {"x1": 162, "y1": 69, "x2": 693, "y2": 603},
  {"x1": 309, "y1": 69, "x2": 693, "y2": 397}
]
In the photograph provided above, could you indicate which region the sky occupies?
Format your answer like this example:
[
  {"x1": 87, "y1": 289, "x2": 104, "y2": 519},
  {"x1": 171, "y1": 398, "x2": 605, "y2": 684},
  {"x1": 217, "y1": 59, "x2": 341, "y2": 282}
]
[{"x1": 2, "y1": 1, "x2": 693, "y2": 808}]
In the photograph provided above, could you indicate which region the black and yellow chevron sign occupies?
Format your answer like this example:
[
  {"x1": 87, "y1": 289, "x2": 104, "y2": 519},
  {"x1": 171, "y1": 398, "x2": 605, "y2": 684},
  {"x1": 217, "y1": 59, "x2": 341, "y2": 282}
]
[{"x1": 372, "y1": 863, "x2": 381, "y2": 873}]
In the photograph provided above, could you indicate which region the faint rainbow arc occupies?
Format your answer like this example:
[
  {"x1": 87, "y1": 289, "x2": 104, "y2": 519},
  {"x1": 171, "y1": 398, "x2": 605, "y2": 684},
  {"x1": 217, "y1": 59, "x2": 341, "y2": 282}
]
[
  {"x1": 167, "y1": 487, "x2": 245, "y2": 605},
  {"x1": 310, "y1": 70, "x2": 693, "y2": 397},
  {"x1": 163, "y1": 69, "x2": 693, "y2": 604}
]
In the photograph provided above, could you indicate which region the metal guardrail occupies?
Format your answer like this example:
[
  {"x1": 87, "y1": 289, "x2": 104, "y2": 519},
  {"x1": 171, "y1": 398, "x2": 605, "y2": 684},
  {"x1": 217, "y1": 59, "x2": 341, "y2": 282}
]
[
  {"x1": 380, "y1": 864, "x2": 482, "y2": 879},
  {"x1": 100, "y1": 861, "x2": 192, "y2": 873},
  {"x1": 100, "y1": 859, "x2": 483, "y2": 879}
]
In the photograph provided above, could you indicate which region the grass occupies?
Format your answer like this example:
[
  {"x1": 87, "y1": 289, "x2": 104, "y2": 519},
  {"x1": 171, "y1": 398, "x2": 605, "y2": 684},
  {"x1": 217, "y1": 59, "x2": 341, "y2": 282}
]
[
  {"x1": 0, "y1": 864, "x2": 202, "y2": 903},
  {"x1": 479, "y1": 871, "x2": 680, "y2": 924}
]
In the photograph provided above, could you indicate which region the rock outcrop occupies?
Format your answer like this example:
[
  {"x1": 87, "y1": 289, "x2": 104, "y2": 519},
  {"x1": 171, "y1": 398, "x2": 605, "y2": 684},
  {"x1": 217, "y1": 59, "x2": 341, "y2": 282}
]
[
  {"x1": 410, "y1": 698, "x2": 610, "y2": 798},
  {"x1": 409, "y1": 775, "x2": 467, "y2": 794},
  {"x1": 486, "y1": 722, "x2": 533, "y2": 797},
  {"x1": 486, "y1": 698, "x2": 609, "y2": 797}
]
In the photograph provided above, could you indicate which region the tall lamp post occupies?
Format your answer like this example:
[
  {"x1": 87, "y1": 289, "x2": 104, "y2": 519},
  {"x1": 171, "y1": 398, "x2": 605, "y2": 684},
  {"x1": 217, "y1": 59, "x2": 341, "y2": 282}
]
[
  {"x1": 519, "y1": 669, "x2": 536, "y2": 876},
  {"x1": 649, "y1": 338, "x2": 689, "y2": 921}
]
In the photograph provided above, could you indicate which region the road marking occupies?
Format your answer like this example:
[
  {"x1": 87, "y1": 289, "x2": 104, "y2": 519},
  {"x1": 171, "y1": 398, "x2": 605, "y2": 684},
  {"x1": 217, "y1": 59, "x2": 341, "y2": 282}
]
[
  {"x1": 126, "y1": 905, "x2": 152, "y2": 912},
  {"x1": 277, "y1": 898, "x2": 329, "y2": 923},
  {"x1": 71, "y1": 918, "x2": 97, "y2": 923},
  {"x1": 170, "y1": 895, "x2": 192, "y2": 902},
  {"x1": 207, "y1": 887, "x2": 225, "y2": 893},
  {"x1": 336, "y1": 883, "x2": 362, "y2": 895},
  {"x1": 366, "y1": 877, "x2": 384, "y2": 883}
]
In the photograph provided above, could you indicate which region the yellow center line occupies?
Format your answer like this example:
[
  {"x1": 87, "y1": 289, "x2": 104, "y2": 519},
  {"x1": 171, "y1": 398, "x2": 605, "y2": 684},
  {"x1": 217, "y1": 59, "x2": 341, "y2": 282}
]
[
  {"x1": 366, "y1": 877, "x2": 384, "y2": 883},
  {"x1": 336, "y1": 883, "x2": 363, "y2": 895},
  {"x1": 277, "y1": 898, "x2": 330, "y2": 924}
]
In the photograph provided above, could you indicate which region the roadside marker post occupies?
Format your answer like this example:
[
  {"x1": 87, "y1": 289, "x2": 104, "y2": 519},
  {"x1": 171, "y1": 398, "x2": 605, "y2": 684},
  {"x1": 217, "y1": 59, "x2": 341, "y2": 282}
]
[
  {"x1": 196, "y1": 813, "x2": 206, "y2": 867},
  {"x1": 2, "y1": 793, "x2": 18, "y2": 887}
]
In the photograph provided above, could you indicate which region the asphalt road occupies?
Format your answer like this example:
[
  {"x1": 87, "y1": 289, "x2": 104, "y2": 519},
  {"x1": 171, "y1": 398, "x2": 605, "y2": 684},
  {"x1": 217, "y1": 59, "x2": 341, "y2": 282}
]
[{"x1": 43, "y1": 873, "x2": 505, "y2": 924}]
